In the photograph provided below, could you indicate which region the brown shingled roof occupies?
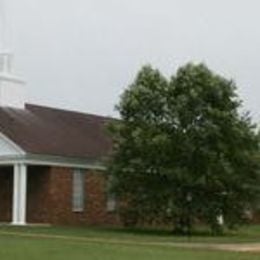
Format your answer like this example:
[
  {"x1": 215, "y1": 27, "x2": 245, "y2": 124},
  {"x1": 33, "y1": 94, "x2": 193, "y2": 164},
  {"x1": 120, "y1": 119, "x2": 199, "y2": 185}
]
[{"x1": 0, "y1": 104, "x2": 113, "y2": 160}]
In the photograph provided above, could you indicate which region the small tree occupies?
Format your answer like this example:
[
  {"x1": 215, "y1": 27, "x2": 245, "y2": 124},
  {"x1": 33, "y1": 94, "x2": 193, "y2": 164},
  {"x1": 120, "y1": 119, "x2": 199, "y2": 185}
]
[{"x1": 108, "y1": 63, "x2": 260, "y2": 234}]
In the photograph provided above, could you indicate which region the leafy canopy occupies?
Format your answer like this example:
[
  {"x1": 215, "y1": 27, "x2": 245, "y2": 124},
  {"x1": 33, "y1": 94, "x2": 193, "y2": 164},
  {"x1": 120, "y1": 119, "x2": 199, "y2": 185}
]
[{"x1": 108, "y1": 63, "x2": 260, "y2": 233}]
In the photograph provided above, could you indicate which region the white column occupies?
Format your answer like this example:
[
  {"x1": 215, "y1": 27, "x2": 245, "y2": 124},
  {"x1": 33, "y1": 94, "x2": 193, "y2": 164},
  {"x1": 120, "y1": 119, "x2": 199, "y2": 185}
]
[{"x1": 12, "y1": 163, "x2": 27, "y2": 225}]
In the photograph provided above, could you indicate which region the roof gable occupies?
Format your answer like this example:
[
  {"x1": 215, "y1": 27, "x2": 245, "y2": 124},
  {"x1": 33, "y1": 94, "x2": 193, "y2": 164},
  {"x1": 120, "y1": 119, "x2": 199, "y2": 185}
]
[{"x1": 0, "y1": 132, "x2": 24, "y2": 156}]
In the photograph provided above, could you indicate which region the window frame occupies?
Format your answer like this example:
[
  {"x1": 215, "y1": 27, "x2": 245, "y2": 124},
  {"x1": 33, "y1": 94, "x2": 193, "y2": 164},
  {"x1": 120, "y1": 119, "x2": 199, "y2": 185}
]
[
  {"x1": 106, "y1": 176, "x2": 117, "y2": 212},
  {"x1": 72, "y1": 168, "x2": 85, "y2": 212}
]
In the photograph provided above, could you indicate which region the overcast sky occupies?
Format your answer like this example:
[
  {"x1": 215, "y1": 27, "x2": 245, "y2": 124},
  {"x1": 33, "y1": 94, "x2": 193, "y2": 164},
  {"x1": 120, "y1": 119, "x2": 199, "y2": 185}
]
[{"x1": 3, "y1": 0, "x2": 260, "y2": 121}]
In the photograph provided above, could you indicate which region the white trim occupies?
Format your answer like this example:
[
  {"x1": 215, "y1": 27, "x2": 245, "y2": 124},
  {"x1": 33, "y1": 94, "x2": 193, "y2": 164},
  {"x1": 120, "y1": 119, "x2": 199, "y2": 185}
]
[
  {"x1": 0, "y1": 73, "x2": 25, "y2": 84},
  {"x1": 0, "y1": 132, "x2": 25, "y2": 155},
  {"x1": 0, "y1": 154, "x2": 106, "y2": 171},
  {"x1": 25, "y1": 159, "x2": 105, "y2": 171}
]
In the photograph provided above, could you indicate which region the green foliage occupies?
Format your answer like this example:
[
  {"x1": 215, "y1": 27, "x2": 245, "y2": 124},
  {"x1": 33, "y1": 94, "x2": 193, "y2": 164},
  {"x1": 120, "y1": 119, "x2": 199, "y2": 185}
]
[{"x1": 108, "y1": 63, "x2": 260, "y2": 234}]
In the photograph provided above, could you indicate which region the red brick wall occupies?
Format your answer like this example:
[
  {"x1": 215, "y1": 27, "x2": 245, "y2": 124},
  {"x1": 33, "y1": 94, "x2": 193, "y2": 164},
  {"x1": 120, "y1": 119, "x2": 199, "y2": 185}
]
[
  {"x1": 27, "y1": 166, "x2": 120, "y2": 226},
  {"x1": 0, "y1": 165, "x2": 120, "y2": 226},
  {"x1": 0, "y1": 167, "x2": 13, "y2": 222},
  {"x1": 27, "y1": 166, "x2": 53, "y2": 223}
]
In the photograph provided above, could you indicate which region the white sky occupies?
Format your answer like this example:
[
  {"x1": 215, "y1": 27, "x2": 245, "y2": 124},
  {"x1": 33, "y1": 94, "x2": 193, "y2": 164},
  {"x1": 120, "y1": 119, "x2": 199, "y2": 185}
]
[{"x1": 4, "y1": 0, "x2": 260, "y2": 122}]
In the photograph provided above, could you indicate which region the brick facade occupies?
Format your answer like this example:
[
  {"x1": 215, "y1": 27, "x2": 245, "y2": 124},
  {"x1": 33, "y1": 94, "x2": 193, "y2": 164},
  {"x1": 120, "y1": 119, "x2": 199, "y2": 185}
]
[
  {"x1": 0, "y1": 167, "x2": 13, "y2": 222},
  {"x1": 0, "y1": 165, "x2": 120, "y2": 226}
]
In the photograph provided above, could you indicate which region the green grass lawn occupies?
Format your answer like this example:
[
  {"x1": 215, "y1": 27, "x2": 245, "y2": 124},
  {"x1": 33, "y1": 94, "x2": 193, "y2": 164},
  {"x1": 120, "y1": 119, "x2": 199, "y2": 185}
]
[{"x1": 0, "y1": 225, "x2": 260, "y2": 260}]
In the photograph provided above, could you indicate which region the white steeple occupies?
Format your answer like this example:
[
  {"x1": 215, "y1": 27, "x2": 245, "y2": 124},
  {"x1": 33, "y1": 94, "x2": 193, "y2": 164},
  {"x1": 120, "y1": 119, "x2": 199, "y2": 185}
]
[{"x1": 0, "y1": 0, "x2": 25, "y2": 109}]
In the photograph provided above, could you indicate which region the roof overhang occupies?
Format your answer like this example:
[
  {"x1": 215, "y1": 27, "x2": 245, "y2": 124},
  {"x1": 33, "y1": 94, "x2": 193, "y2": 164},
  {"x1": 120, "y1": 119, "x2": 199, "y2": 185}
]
[
  {"x1": 0, "y1": 132, "x2": 106, "y2": 170},
  {"x1": 0, "y1": 153, "x2": 106, "y2": 170}
]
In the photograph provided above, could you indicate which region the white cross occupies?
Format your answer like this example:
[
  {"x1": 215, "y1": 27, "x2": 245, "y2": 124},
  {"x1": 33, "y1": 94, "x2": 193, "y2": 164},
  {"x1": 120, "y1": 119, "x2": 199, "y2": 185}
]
[{"x1": 0, "y1": 0, "x2": 7, "y2": 50}]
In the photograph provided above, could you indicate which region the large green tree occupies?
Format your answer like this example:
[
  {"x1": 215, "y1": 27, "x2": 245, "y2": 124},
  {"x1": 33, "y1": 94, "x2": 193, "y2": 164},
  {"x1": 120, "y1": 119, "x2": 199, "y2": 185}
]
[{"x1": 108, "y1": 63, "x2": 260, "y2": 234}]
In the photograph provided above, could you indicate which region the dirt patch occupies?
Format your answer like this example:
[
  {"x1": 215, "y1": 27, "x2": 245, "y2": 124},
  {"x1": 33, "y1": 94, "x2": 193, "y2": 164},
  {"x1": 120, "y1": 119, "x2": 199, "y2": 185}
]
[{"x1": 210, "y1": 243, "x2": 260, "y2": 252}]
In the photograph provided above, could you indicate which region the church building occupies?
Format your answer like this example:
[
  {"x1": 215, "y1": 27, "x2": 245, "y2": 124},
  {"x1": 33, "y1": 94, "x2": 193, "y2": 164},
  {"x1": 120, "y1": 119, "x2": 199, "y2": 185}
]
[{"x1": 0, "y1": 2, "x2": 118, "y2": 226}]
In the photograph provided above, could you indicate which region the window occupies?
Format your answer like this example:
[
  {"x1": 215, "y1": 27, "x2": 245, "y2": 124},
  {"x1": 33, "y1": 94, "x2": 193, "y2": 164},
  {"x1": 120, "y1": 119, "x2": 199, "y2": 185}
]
[
  {"x1": 107, "y1": 193, "x2": 117, "y2": 212},
  {"x1": 106, "y1": 176, "x2": 117, "y2": 212},
  {"x1": 72, "y1": 169, "x2": 85, "y2": 212}
]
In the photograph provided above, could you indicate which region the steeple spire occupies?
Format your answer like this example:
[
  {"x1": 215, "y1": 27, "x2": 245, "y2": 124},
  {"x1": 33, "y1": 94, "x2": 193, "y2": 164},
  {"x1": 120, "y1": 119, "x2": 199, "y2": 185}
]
[{"x1": 0, "y1": 0, "x2": 26, "y2": 109}]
